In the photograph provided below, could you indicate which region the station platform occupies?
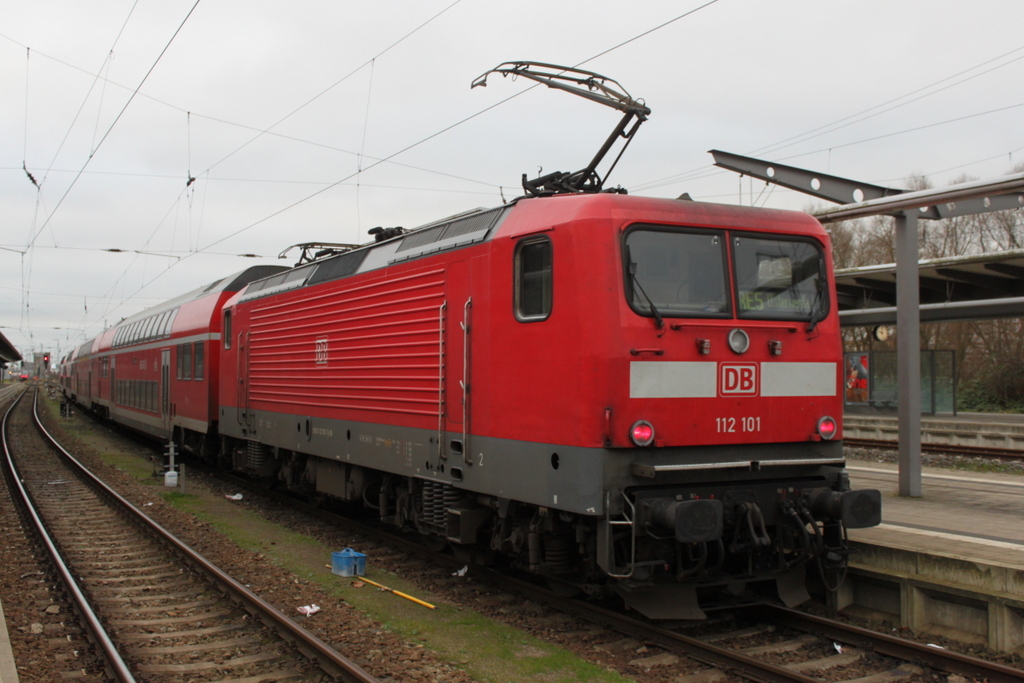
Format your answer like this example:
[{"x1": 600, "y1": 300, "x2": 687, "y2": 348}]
[
  {"x1": 847, "y1": 459, "x2": 1024, "y2": 567},
  {"x1": 0, "y1": 593, "x2": 15, "y2": 683},
  {"x1": 844, "y1": 411, "x2": 1024, "y2": 450},
  {"x1": 843, "y1": 458, "x2": 1024, "y2": 650}
]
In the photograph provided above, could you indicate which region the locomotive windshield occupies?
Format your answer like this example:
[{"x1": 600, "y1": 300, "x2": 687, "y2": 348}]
[
  {"x1": 732, "y1": 234, "x2": 827, "y2": 321},
  {"x1": 624, "y1": 226, "x2": 827, "y2": 322},
  {"x1": 624, "y1": 228, "x2": 730, "y2": 317}
]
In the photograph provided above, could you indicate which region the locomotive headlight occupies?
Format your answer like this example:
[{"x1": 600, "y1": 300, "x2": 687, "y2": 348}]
[
  {"x1": 630, "y1": 420, "x2": 655, "y2": 447},
  {"x1": 727, "y1": 328, "x2": 750, "y2": 354},
  {"x1": 817, "y1": 415, "x2": 838, "y2": 440}
]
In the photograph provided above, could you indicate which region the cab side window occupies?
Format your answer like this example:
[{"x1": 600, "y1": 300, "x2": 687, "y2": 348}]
[
  {"x1": 514, "y1": 236, "x2": 552, "y2": 321},
  {"x1": 223, "y1": 310, "x2": 232, "y2": 349}
]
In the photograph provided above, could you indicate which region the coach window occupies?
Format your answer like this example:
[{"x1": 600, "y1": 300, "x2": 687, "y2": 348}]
[
  {"x1": 223, "y1": 310, "x2": 232, "y2": 349},
  {"x1": 514, "y1": 236, "x2": 552, "y2": 321},
  {"x1": 156, "y1": 310, "x2": 172, "y2": 338},
  {"x1": 183, "y1": 343, "x2": 192, "y2": 380},
  {"x1": 177, "y1": 343, "x2": 192, "y2": 380},
  {"x1": 194, "y1": 341, "x2": 204, "y2": 381}
]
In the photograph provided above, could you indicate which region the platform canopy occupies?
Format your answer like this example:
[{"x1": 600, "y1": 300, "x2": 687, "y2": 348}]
[
  {"x1": 711, "y1": 148, "x2": 1024, "y2": 499},
  {"x1": 836, "y1": 250, "x2": 1024, "y2": 326},
  {"x1": 0, "y1": 331, "x2": 21, "y2": 364}
]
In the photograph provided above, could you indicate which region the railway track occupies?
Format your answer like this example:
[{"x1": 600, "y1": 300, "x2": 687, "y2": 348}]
[
  {"x1": 1, "y1": 389, "x2": 378, "y2": 683},
  {"x1": 468, "y1": 565, "x2": 1024, "y2": 683},
  {"x1": 29, "y1": 391, "x2": 1024, "y2": 682},
  {"x1": 209, "y1": 466, "x2": 1024, "y2": 683},
  {"x1": 844, "y1": 436, "x2": 1024, "y2": 459}
]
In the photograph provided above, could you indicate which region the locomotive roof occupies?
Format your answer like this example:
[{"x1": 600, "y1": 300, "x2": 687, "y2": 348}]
[
  {"x1": 237, "y1": 194, "x2": 825, "y2": 304},
  {"x1": 237, "y1": 204, "x2": 513, "y2": 303},
  {"x1": 499, "y1": 193, "x2": 826, "y2": 238}
]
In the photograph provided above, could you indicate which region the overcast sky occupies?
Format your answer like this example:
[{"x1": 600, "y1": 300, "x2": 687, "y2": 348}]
[{"x1": 2, "y1": 0, "x2": 1022, "y2": 361}]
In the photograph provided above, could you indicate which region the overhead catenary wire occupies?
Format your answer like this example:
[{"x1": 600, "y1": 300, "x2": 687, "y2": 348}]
[
  {"x1": 25, "y1": 0, "x2": 202, "y2": 252},
  {"x1": 199, "y1": 0, "x2": 466, "y2": 176},
  {"x1": 12, "y1": 3, "x2": 1016, "y2": 358},
  {"x1": 195, "y1": 0, "x2": 725, "y2": 254},
  {"x1": 635, "y1": 99, "x2": 1024, "y2": 195},
  {"x1": 633, "y1": 43, "x2": 1024, "y2": 194},
  {"x1": 22, "y1": 47, "x2": 31, "y2": 181},
  {"x1": 0, "y1": 31, "x2": 501, "y2": 193},
  {"x1": 48, "y1": 0, "x2": 726, "y2": 352},
  {"x1": 751, "y1": 44, "x2": 1024, "y2": 159},
  {"x1": 38, "y1": 1, "x2": 140, "y2": 191},
  {"x1": 356, "y1": 59, "x2": 376, "y2": 232}
]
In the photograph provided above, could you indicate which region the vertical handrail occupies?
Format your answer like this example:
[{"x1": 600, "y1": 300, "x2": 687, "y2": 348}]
[
  {"x1": 243, "y1": 332, "x2": 253, "y2": 431},
  {"x1": 437, "y1": 302, "x2": 447, "y2": 461},
  {"x1": 461, "y1": 297, "x2": 471, "y2": 465},
  {"x1": 603, "y1": 490, "x2": 637, "y2": 578},
  {"x1": 237, "y1": 332, "x2": 249, "y2": 428}
]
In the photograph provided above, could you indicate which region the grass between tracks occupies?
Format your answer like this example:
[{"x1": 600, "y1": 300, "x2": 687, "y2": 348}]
[{"x1": 39, "y1": 395, "x2": 628, "y2": 683}]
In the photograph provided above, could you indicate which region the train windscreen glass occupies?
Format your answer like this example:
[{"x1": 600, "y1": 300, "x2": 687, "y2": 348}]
[
  {"x1": 624, "y1": 228, "x2": 729, "y2": 317},
  {"x1": 732, "y1": 235, "x2": 827, "y2": 321}
]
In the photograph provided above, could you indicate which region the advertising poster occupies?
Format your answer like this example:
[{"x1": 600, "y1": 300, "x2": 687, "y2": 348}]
[{"x1": 845, "y1": 353, "x2": 869, "y2": 403}]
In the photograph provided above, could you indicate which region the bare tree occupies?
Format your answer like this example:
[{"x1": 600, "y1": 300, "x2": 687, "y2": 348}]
[{"x1": 824, "y1": 169, "x2": 1024, "y2": 411}]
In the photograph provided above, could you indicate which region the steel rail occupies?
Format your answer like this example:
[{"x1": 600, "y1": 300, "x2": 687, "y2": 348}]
[
  {"x1": 764, "y1": 605, "x2": 1024, "y2": 683},
  {"x1": 73, "y1": 407, "x2": 1016, "y2": 683},
  {"x1": 29, "y1": 391, "x2": 380, "y2": 683},
  {"x1": 220, "y1": 465, "x2": 1024, "y2": 683},
  {"x1": 1, "y1": 390, "x2": 138, "y2": 683},
  {"x1": 214, "y1": 472, "x2": 818, "y2": 683},
  {"x1": 477, "y1": 569, "x2": 820, "y2": 683},
  {"x1": 844, "y1": 437, "x2": 1024, "y2": 460}
]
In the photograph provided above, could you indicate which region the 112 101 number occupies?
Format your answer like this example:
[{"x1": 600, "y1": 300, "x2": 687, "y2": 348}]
[{"x1": 716, "y1": 417, "x2": 761, "y2": 433}]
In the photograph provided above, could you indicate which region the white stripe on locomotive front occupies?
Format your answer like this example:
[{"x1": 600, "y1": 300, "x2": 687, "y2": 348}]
[{"x1": 629, "y1": 361, "x2": 837, "y2": 399}]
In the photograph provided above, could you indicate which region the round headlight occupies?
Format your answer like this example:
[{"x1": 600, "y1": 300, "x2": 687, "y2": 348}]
[{"x1": 728, "y1": 328, "x2": 750, "y2": 354}]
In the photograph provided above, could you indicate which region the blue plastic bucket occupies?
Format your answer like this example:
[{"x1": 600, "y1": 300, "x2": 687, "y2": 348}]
[{"x1": 331, "y1": 548, "x2": 366, "y2": 577}]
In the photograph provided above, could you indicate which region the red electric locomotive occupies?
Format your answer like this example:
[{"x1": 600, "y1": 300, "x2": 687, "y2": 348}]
[
  {"x1": 62, "y1": 63, "x2": 879, "y2": 618},
  {"x1": 215, "y1": 191, "x2": 879, "y2": 618}
]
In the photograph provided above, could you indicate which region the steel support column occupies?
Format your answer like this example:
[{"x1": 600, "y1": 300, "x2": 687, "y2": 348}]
[
  {"x1": 710, "y1": 149, "x2": 1024, "y2": 499},
  {"x1": 894, "y1": 211, "x2": 922, "y2": 497}
]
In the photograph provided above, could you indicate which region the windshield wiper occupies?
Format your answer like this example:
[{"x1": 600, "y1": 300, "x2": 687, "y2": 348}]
[
  {"x1": 805, "y1": 272, "x2": 828, "y2": 333},
  {"x1": 627, "y1": 248, "x2": 664, "y2": 330}
]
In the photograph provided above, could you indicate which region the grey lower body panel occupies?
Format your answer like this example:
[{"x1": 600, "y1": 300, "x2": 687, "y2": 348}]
[{"x1": 219, "y1": 406, "x2": 845, "y2": 516}]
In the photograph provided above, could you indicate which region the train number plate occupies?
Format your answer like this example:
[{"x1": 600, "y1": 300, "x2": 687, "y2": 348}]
[{"x1": 716, "y1": 416, "x2": 762, "y2": 433}]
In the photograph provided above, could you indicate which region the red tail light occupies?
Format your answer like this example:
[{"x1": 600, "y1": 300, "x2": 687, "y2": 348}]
[
  {"x1": 630, "y1": 420, "x2": 655, "y2": 447},
  {"x1": 817, "y1": 416, "x2": 838, "y2": 440}
]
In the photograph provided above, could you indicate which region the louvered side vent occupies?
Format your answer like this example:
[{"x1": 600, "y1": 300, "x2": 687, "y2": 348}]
[
  {"x1": 304, "y1": 250, "x2": 368, "y2": 286},
  {"x1": 390, "y1": 206, "x2": 510, "y2": 263},
  {"x1": 240, "y1": 261, "x2": 326, "y2": 302},
  {"x1": 440, "y1": 210, "x2": 503, "y2": 240},
  {"x1": 395, "y1": 224, "x2": 448, "y2": 253}
]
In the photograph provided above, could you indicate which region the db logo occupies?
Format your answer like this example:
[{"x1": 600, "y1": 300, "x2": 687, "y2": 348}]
[{"x1": 719, "y1": 363, "x2": 758, "y2": 396}]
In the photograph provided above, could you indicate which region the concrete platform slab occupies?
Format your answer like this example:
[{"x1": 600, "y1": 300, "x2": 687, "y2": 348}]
[
  {"x1": 0, "y1": 593, "x2": 19, "y2": 683},
  {"x1": 841, "y1": 459, "x2": 1024, "y2": 651},
  {"x1": 845, "y1": 412, "x2": 1024, "y2": 450}
]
